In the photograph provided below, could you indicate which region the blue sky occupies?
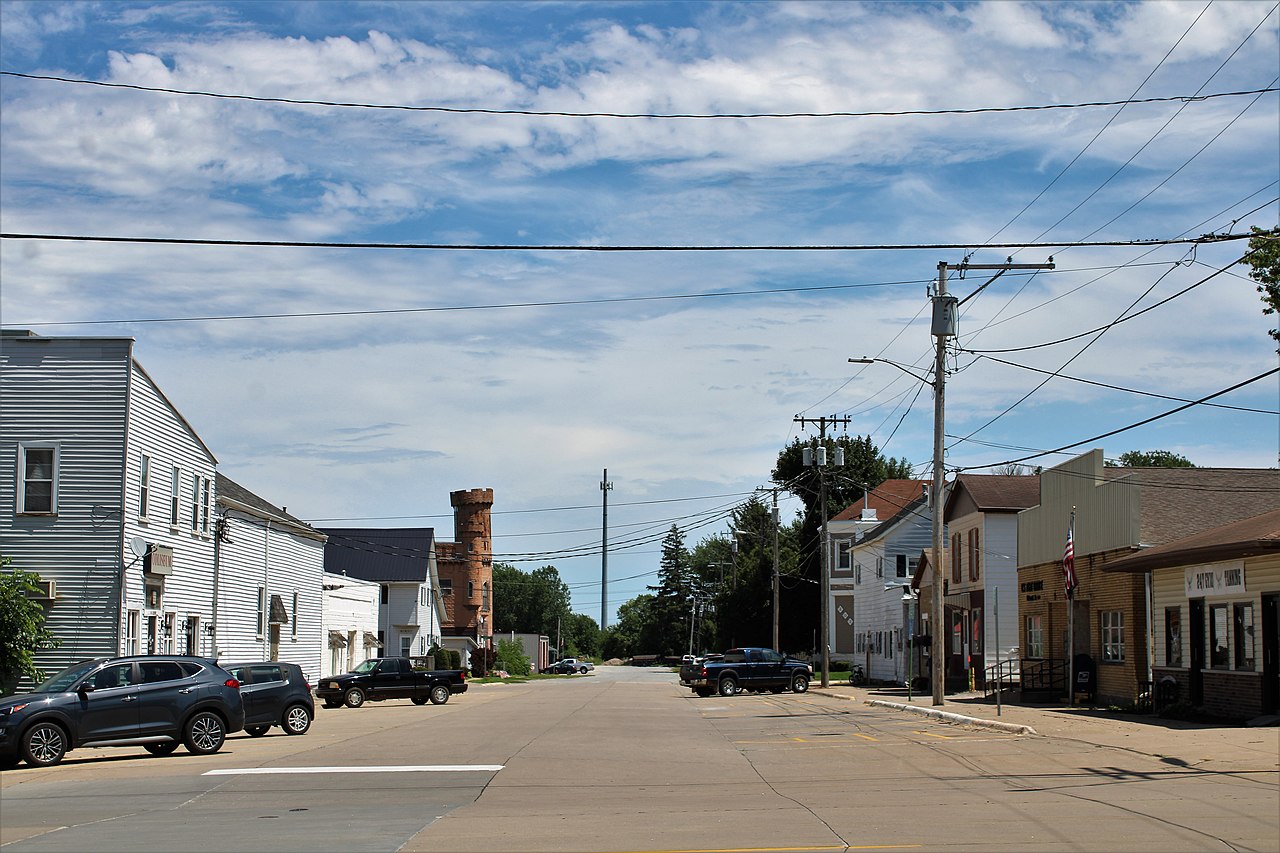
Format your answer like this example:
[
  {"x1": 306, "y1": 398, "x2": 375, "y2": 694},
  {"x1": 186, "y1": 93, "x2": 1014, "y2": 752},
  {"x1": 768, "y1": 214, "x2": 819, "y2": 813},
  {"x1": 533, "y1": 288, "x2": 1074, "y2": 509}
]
[{"x1": 2, "y1": 1, "x2": 1277, "y2": 625}]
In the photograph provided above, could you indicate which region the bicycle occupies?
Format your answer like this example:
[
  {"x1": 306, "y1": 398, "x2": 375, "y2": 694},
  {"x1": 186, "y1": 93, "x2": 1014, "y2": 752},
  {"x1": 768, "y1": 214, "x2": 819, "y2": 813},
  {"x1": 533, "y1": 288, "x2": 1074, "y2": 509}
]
[{"x1": 849, "y1": 664, "x2": 867, "y2": 686}]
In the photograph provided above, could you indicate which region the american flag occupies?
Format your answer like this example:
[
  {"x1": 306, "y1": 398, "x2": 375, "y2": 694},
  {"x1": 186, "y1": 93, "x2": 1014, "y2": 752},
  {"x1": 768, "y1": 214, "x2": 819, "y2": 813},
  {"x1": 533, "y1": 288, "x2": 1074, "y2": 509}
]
[{"x1": 1063, "y1": 523, "x2": 1078, "y2": 595}]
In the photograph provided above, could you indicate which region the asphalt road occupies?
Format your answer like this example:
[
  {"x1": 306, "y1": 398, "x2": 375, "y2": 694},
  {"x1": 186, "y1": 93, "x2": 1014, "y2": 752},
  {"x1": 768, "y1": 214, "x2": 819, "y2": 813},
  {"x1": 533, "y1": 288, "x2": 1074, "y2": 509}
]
[{"x1": 1, "y1": 665, "x2": 1276, "y2": 852}]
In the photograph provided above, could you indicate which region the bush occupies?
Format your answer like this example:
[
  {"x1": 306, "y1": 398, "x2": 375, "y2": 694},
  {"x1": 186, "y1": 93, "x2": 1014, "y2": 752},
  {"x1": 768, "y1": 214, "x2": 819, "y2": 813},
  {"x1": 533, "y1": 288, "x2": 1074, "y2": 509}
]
[
  {"x1": 495, "y1": 639, "x2": 532, "y2": 676},
  {"x1": 471, "y1": 646, "x2": 497, "y2": 677},
  {"x1": 828, "y1": 661, "x2": 850, "y2": 673}
]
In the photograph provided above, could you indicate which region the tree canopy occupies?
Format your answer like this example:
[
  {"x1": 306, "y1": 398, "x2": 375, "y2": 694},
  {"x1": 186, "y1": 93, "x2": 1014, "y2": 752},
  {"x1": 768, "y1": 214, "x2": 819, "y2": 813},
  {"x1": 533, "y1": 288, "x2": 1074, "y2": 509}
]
[
  {"x1": 491, "y1": 563, "x2": 572, "y2": 637},
  {"x1": 1116, "y1": 450, "x2": 1195, "y2": 468},
  {"x1": 1244, "y1": 226, "x2": 1280, "y2": 350}
]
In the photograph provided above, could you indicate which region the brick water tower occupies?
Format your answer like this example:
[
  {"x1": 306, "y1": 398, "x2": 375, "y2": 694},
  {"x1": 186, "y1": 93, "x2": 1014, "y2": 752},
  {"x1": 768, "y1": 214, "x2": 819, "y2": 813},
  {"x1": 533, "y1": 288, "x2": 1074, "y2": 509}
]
[{"x1": 439, "y1": 488, "x2": 494, "y2": 647}]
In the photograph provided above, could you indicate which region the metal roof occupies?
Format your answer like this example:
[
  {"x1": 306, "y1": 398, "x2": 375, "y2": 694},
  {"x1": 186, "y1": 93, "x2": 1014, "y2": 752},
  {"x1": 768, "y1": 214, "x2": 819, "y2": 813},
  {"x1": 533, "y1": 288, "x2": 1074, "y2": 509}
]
[{"x1": 320, "y1": 527, "x2": 435, "y2": 583}]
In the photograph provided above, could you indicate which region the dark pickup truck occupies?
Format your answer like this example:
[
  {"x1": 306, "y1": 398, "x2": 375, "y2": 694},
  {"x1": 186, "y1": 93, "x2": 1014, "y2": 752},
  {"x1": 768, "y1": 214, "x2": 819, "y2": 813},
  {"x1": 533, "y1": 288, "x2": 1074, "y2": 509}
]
[
  {"x1": 316, "y1": 657, "x2": 467, "y2": 708},
  {"x1": 680, "y1": 648, "x2": 813, "y2": 697}
]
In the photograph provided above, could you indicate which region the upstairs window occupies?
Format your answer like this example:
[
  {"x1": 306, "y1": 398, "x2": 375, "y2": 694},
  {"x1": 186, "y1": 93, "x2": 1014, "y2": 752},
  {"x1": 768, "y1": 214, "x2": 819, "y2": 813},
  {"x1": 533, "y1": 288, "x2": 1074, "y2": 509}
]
[
  {"x1": 199, "y1": 476, "x2": 211, "y2": 534},
  {"x1": 440, "y1": 578, "x2": 453, "y2": 596},
  {"x1": 138, "y1": 453, "x2": 151, "y2": 518},
  {"x1": 951, "y1": 533, "x2": 962, "y2": 583},
  {"x1": 968, "y1": 529, "x2": 980, "y2": 581},
  {"x1": 17, "y1": 443, "x2": 57, "y2": 514},
  {"x1": 190, "y1": 476, "x2": 201, "y2": 531},
  {"x1": 170, "y1": 466, "x2": 181, "y2": 526},
  {"x1": 836, "y1": 540, "x2": 852, "y2": 570}
]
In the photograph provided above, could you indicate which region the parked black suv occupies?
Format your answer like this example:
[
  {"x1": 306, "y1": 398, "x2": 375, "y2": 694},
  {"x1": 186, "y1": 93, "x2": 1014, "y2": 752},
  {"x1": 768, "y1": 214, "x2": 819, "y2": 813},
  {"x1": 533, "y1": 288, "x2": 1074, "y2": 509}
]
[
  {"x1": 223, "y1": 662, "x2": 313, "y2": 737},
  {"x1": 0, "y1": 655, "x2": 245, "y2": 768}
]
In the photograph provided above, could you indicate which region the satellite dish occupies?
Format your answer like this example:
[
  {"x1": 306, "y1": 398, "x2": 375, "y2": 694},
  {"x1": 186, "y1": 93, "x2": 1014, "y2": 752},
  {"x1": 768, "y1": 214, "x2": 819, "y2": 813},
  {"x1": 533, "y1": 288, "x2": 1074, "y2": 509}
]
[{"x1": 128, "y1": 537, "x2": 149, "y2": 558}]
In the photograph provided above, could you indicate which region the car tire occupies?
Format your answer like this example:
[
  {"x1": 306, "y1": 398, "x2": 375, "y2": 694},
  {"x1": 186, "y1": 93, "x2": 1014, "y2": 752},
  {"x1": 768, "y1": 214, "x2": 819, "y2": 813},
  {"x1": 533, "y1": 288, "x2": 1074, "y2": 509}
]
[
  {"x1": 717, "y1": 677, "x2": 739, "y2": 697},
  {"x1": 429, "y1": 684, "x2": 451, "y2": 705},
  {"x1": 322, "y1": 699, "x2": 343, "y2": 709},
  {"x1": 791, "y1": 673, "x2": 810, "y2": 693},
  {"x1": 411, "y1": 696, "x2": 429, "y2": 705},
  {"x1": 183, "y1": 711, "x2": 227, "y2": 755},
  {"x1": 579, "y1": 666, "x2": 588, "y2": 674},
  {"x1": 21, "y1": 722, "x2": 67, "y2": 767},
  {"x1": 344, "y1": 688, "x2": 365, "y2": 709},
  {"x1": 144, "y1": 741, "x2": 180, "y2": 756},
  {"x1": 282, "y1": 704, "x2": 311, "y2": 735},
  {"x1": 246, "y1": 725, "x2": 270, "y2": 737}
]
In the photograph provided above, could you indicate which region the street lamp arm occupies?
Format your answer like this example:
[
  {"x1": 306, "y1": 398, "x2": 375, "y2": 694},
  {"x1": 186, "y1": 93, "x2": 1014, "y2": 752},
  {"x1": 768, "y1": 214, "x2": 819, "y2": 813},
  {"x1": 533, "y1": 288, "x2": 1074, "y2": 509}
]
[{"x1": 849, "y1": 357, "x2": 936, "y2": 388}]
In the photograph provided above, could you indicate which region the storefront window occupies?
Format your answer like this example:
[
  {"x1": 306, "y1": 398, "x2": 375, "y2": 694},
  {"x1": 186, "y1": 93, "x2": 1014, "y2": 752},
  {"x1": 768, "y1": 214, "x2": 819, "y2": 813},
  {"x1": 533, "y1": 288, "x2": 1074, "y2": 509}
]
[
  {"x1": 1210, "y1": 604, "x2": 1229, "y2": 669},
  {"x1": 1164, "y1": 607, "x2": 1182, "y2": 667},
  {"x1": 1233, "y1": 603, "x2": 1255, "y2": 671}
]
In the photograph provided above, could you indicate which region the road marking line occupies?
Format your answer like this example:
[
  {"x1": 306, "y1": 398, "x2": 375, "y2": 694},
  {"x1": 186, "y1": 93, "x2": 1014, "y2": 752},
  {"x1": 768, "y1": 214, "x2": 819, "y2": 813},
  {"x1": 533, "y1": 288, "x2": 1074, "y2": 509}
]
[
  {"x1": 916, "y1": 731, "x2": 955, "y2": 739},
  {"x1": 203, "y1": 765, "x2": 504, "y2": 775},
  {"x1": 852, "y1": 733, "x2": 879, "y2": 741}
]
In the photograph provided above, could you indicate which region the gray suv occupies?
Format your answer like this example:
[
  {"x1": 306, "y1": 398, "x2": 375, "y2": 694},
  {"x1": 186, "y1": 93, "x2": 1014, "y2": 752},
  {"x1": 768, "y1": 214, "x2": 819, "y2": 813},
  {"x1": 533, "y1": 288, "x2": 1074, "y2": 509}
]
[
  {"x1": 223, "y1": 662, "x2": 313, "y2": 737},
  {"x1": 0, "y1": 655, "x2": 245, "y2": 768}
]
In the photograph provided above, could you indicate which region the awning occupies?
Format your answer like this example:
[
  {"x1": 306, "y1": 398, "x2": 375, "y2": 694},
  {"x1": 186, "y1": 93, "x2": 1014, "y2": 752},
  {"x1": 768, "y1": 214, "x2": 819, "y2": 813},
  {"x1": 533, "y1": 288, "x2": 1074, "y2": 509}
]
[
  {"x1": 328, "y1": 630, "x2": 348, "y2": 649},
  {"x1": 269, "y1": 594, "x2": 289, "y2": 624},
  {"x1": 363, "y1": 632, "x2": 383, "y2": 648}
]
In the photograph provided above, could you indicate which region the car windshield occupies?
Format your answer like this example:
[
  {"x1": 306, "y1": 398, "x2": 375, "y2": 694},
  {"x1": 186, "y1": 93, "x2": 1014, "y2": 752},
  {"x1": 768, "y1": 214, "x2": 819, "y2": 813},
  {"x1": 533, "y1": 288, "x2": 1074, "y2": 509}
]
[
  {"x1": 351, "y1": 659, "x2": 380, "y2": 673},
  {"x1": 32, "y1": 660, "x2": 101, "y2": 693}
]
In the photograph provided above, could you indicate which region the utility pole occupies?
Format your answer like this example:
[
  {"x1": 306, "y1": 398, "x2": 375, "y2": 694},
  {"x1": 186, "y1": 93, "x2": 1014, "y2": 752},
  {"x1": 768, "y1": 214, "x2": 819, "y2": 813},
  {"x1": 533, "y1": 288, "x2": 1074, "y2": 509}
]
[
  {"x1": 926, "y1": 258, "x2": 1053, "y2": 706},
  {"x1": 601, "y1": 469, "x2": 612, "y2": 630},
  {"x1": 771, "y1": 488, "x2": 781, "y2": 653},
  {"x1": 795, "y1": 414, "x2": 850, "y2": 689}
]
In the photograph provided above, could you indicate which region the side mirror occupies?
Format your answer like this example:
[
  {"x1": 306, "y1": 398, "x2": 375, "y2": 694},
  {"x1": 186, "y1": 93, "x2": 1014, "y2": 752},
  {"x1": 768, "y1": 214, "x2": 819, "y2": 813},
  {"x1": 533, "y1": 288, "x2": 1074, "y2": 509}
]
[{"x1": 77, "y1": 683, "x2": 95, "y2": 696}]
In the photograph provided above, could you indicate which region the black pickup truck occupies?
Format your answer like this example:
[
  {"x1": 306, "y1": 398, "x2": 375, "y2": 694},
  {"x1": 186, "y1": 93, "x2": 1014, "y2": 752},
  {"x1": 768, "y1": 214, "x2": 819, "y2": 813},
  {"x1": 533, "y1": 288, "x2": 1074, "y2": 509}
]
[
  {"x1": 679, "y1": 648, "x2": 813, "y2": 697},
  {"x1": 316, "y1": 657, "x2": 468, "y2": 708}
]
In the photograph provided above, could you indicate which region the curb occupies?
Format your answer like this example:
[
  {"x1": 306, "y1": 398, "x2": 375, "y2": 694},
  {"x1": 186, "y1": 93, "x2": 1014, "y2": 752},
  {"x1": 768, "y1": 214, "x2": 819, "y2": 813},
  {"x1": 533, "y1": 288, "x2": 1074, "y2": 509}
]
[{"x1": 864, "y1": 699, "x2": 1037, "y2": 735}]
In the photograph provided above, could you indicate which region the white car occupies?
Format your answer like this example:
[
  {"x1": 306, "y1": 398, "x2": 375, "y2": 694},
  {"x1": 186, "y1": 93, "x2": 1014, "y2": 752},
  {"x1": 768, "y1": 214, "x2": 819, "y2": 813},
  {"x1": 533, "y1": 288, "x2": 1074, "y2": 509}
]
[{"x1": 547, "y1": 658, "x2": 594, "y2": 674}]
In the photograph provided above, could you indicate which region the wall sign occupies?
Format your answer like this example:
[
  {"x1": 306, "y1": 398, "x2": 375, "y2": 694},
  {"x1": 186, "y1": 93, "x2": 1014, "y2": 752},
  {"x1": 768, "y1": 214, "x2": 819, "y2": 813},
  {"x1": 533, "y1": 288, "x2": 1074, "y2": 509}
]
[
  {"x1": 145, "y1": 545, "x2": 173, "y2": 576},
  {"x1": 1184, "y1": 561, "x2": 1245, "y2": 598}
]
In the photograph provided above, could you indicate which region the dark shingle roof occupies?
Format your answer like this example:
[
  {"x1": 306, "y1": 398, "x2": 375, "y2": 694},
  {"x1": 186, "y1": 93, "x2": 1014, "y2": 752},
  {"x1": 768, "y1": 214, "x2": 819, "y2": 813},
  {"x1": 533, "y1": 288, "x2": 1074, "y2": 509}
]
[
  {"x1": 1105, "y1": 508, "x2": 1280, "y2": 573},
  {"x1": 951, "y1": 474, "x2": 1041, "y2": 512},
  {"x1": 831, "y1": 479, "x2": 930, "y2": 522},
  {"x1": 320, "y1": 527, "x2": 435, "y2": 583},
  {"x1": 1104, "y1": 467, "x2": 1280, "y2": 545}
]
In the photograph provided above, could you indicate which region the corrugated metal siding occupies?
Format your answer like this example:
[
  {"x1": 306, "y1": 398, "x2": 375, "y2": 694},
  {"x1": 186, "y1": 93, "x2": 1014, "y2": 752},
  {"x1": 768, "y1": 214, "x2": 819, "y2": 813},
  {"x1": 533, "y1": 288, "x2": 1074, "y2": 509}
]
[
  {"x1": 0, "y1": 337, "x2": 133, "y2": 677},
  {"x1": 215, "y1": 512, "x2": 325, "y2": 682},
  {"x1": 1019, "y1": 450, "x2": 1140, "y2": 567},
  {"x1": 121, "y1": 360, "x2": 218, "y2": 659}
]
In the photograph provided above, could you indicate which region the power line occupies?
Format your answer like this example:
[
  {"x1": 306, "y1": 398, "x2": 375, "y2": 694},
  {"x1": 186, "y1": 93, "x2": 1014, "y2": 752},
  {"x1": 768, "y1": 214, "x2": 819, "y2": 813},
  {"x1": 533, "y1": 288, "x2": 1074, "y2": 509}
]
[
  {"x1": 2, "y1": 71, "x2": 1272, "y2": 120},
  {"x1": 0, "y1": 231, "x2": 1252, "y2": 253}
]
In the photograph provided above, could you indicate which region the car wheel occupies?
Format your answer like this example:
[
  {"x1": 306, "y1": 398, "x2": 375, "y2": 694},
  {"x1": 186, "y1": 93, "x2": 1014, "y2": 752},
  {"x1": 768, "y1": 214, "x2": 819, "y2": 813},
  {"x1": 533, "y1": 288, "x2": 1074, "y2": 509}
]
[
  {"x1": 717, "y1": 677, "x2": 739, "y2": 697},
  {"x1": 245, "y1": 725, "x2": 270, "y2": 738},
  {"x1": 322, "y1": 698, "x2": 343, "y2": 709},
  {"x1": 21, "y1": 722, "x2": 67, "y2": 767},
  {"x1": 579, "y1": 666, "x2": 588, "y2": 674},
  {"x1": 429, "y1": 684, "x2": 451, "y2": 705},
  {"x1": 184, "y1": 711, "x2": 227, "y2": 755},
  {"x1": 144, "y1": 741, "x2": 180, "y2": 756},
  {"x1": 282, "y1": 704, "x2": 311, "y2": 735},
  {"x1": 411, "y1": 696, "x2": 429, "y2": 705},
  {"x1": 344, "y1": 688, "x2": 366, "y2": 709},
  {"x1": 791, "y1": 673, "x2": 810, "y2": 693}
]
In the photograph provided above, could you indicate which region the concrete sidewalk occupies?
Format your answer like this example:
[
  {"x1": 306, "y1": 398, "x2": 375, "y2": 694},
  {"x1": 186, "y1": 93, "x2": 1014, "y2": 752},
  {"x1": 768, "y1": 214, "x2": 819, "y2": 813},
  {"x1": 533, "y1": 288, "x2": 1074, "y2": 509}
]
[{"x1": 811, "y1": 683, "x2": 1280, "y2": 773}]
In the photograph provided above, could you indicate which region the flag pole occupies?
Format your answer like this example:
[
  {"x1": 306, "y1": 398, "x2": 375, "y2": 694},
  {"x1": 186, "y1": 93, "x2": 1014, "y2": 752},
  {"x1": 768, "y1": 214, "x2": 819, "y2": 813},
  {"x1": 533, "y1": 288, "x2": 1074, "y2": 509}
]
[{"x1": 1066, "y1": 507, "x2": 1076, "y2": 707}]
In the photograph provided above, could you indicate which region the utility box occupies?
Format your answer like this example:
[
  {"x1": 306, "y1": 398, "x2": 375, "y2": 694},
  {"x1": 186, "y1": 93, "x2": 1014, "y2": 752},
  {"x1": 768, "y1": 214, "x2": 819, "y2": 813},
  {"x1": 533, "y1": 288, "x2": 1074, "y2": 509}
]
[{"x1": 931, "y1": 294, "x2": 959, "y2": 337}]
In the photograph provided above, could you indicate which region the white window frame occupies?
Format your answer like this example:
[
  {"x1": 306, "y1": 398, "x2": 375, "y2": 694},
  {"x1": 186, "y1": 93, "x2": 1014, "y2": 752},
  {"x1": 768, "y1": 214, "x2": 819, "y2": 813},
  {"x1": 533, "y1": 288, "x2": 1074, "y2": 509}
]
[
  {"x1": 1026, "y1": 615, "x2": 1043, "y2": 659},
  {"x1": 170, "y1": 465, "x2": 181, "y2": 527},
  {"x1": 190, "y1": 476, "x2": 201, "y2": 531},
  {"x1": 1101, "y1": 610, "x2": 1125, "y2": 662},
  {"x1": 400, "y1": 635, "x2": 413, "y2": 657},
  {"x1": 420, "y1": 586, "x2": 428, "y2": 607},
  {"x1": 126, "y1": 609, "x2": 141, "y2": 656},
  {"x1": 17, "y1": 442, "x2": 59, "y2": 514},
  {"x1": 185, "y1": 615, "x2": 199, "y2": 655},
  {"x1": 162, "y1": 611, "x2": 176, "y2": 654},
  {"x1": 836, "y1": 540, "x2": 852, "y2": 570},
  {"x1": 256, "y1": 586, "x2": 266, "y2": 637},
  {"x1": 138, "y1": 452, "x2": 151, "y2": 519},
  {"x1": 199, "y1": 476, "x2": 211, "y2": 534}
]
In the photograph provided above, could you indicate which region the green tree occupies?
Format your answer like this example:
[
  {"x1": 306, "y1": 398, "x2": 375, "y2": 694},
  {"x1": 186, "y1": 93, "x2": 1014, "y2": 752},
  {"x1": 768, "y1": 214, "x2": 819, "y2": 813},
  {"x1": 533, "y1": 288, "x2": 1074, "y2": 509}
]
[
  {"x1": 494, "y1": 638, "x2": 532, "y2": 676},
  {"x1": 0, "y1": 559, "x2": 59, "y2": 692},
  {"x1": 772, "y1": 434, "x2": 912, "y2": 653},
  {"x1": 560, "y1": 612, "x2": 601, "y2": 659},
  {"x1": 645, "y1": 526, "x2": 700, "y2": 656},
  {"x1": 601, "y1": 594, "x2": 656, "y2": 659},
  {"x1": 1244, "y1": 226, "x2": 1280, "y2": 350},
  {"x1": 491, "y1": 562, "x2": 572, "y2": 637},
  {"x1": 1117, "y1": 450, "x2": 1195, "y2": 468}
]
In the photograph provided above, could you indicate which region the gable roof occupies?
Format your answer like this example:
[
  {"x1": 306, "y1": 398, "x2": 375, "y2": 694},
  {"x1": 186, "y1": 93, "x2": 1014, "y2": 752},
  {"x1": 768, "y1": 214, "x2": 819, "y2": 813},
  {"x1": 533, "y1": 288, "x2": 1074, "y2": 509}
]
[
  {"x1": 1104, "y1": 508, "x2": 1280, "y2": 573},
  {"x1": 831, "y1": 479, "x2": 930, "y2": 522},
  {"x1": 217, "y1": 473, "x2": 326, "y2": 542},
  {"x1": 946, "y1": 474, "x2": 1040, "y2": 515},
  {"x1": 854, "y1": 494, "x2": 931, "y2": 545},
  {"x1": 321, "y1": 527, "x2": 434, "y2": 583}
]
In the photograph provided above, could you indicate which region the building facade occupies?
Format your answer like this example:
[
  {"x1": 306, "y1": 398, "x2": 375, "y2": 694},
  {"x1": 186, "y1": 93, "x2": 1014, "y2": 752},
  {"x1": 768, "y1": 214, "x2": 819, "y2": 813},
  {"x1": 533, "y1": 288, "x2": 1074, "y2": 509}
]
[
  {"x1": 435, "y1": 488, "x2": 495, "y2": 649},
  {"x1": 1, "y1": 331, "x2": 219, "y2": 679},
  {"x1": 1017, "y1": 450, "x2": 1280, "y2": 706},
  {"x1": 1105, "y1": 508, "x2": 1280, "y2": 720},
  {"x1": 321, "y1": 572, "x2": 381, "y2": 678}
]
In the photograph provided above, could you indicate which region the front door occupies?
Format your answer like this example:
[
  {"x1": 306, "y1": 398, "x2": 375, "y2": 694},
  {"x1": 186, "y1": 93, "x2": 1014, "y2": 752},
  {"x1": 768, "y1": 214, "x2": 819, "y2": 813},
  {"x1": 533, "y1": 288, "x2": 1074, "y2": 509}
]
[
  {"x1": 1189, "y1": 598, "x2": 1205, "y2": 705},
  {"x1": 78, "y1": 662, "x2": 141, "y2": 743},
  {"x1": 1261, "y1": 594, "x2": 1279, "y2": 714}
]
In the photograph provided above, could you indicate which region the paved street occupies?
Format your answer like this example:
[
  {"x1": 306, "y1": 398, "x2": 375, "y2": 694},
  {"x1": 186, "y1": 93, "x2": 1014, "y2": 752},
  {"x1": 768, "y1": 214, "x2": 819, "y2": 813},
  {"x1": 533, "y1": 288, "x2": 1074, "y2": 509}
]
[{"x1": 1, "y1": 665, "x2": 1276, "y2": 852}]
